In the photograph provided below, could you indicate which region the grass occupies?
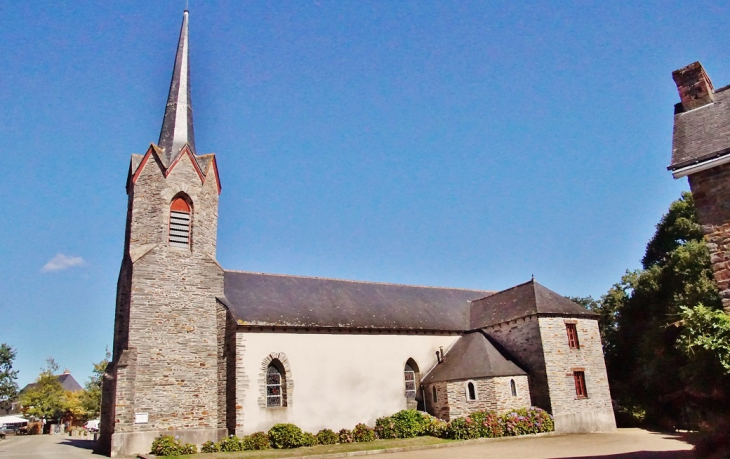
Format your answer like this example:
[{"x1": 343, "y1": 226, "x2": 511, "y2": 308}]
[{"x1": 166, "y1": 436, "x2": 454, "y2": 458}]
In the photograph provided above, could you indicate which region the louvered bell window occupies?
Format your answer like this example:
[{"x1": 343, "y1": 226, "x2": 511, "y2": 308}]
[{"x1": 169, "y1": 197, "x2": 191, "y2": 248}]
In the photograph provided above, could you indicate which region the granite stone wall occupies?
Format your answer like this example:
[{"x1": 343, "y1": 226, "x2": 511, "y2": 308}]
[
  {"x1": 438, "y1": 376, "x2": 530, "y2": 420},
  {"x1": 689, "y1": 162, "x2": 730, "y2": 311}
]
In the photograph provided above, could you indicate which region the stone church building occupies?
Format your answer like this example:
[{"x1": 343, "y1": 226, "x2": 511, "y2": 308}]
[{"x1": 98, "y1": 11, "x2": 615, "y2": 457}]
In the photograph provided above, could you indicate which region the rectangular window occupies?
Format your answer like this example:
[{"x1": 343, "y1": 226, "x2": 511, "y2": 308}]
[
  {"x1": 566, "y1": 323, "x2": 580, "y2": 349},
  {"x1": 573, "y1": 371, "x2": 587, "y2": 398}
]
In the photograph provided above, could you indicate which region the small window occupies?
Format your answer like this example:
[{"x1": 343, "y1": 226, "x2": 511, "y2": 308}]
[
  {"x1": 432, "y1": 385, "x2": 437, "y2": 403},
  {"x1": 510, "y1": 379, "x2": 517, "y2": 397},
  {"x1": 404, "y1": 363, "x2": 416, "y2": 399},
  {"x1": 466, "y1": 381, "x2": 477, "y2": 401},
  {"x1": 266, "y1": 363, "x2": 286, "y2": 407},
  {"x1": 566, "y1": 323, "x2": 580, "y2": 349},
  {"x1": 169, "y1": 197, "x2": 191, "y2": 248},
  {"x1": 573, "y1": 371, "x2": 587, "y2": 398}
]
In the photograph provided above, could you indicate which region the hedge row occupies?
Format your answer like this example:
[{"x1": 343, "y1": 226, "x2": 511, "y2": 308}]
[{"x1": 151, "y1": 407, "x2": 553, "y2": 455}]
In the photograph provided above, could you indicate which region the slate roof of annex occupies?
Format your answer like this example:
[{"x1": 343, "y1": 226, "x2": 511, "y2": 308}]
[
  {"x1": 670, "y1": 84, "x2": 730, "y2": 170},
  {"x1": 421, "y1": 331, "x2": 527, "y2": 384},
  {"x1": 220, "y1": 272, "x2": 596, "y2": 332}
]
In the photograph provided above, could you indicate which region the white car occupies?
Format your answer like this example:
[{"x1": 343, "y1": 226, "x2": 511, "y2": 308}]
[{"x1": 84, "y1": 419, "x2": 100, "y2": 432}]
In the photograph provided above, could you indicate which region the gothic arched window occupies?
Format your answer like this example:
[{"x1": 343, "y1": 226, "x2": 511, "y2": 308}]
[
  {"x1": 466, "y1": 381, "x2": 477, "y2": 401},
  {"x1": 404, "y1": 362, "x2": 417, "y2": 399},
  {"x1": 432, "y1": 385, "x2": 438, "y2": 403},
  {"x1": 510, "y1": 379, "x2": 517, "y2": 397},
  {"x1": 169, "y1": 197, "x2": 191, "y2": 248},
  {"x1": 266, "y1": 360, "x2": 287, "y2": 407}
]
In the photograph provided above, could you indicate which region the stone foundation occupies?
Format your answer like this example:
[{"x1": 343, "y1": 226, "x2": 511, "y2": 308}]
[
  {"x1": 554, "y1": 407, "x2": 616, "y2": 433},
  {"x1": 109, "y1": 427, "x2": 228, "y2": 457}
]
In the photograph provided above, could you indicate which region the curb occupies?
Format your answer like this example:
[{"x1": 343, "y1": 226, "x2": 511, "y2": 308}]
[{"x1": 138, "y1": 432, "x2": 560, "y2": 459}]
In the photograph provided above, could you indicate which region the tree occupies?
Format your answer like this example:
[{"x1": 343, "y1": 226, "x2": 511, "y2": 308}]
[
  {"x1": 0, "y1": 343, "x2": 19, "y2": 412},
  {"x1": 79, "y1": 351, "x2": 109, "y2": 419},
  {"x1": 18, "y1": 358, "x2": 67, "y2": 421}
]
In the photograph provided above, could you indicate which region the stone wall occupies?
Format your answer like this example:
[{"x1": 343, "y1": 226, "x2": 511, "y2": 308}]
[
  {"x1": 439, "y1": 376, "x2": 530, "y2": 420},
  {"x1": 538, "y1": 317, "x2": 615, "y2": 433},
  {"x1": 481, "y1": 316, "x2": 550, "y2": 412},
  {"x1": 688, "y1": 161, "x2": 730, "y2": 311},
  {"x1": 425, "y1": 382, "x2": 449, "y2": 420}
]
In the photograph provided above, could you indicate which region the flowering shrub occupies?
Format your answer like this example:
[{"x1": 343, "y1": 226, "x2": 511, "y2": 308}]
[
  {"x1": 422, "y1": 414, "x2": 449, "y2": 438},
  {"x1": 445, "y1": 416, "x2": 480, "y2": 440},
  {"x1": 375, "y1": 410, "x2": 431, "y2": 438},
  {"x1": 218, "y1": 435, "x2": 243, "y2": 452},
  {"x1": 374, "y1": 416, "x2": 397, "y2": 439},
  {"x1": 301, "y1": 432, "x2": 318, "y2": 447},
  {"x1": 242, "y1": 431, "x2": 271, "y2": 450},
  {"x1": 316, "y1": 428, "x2": 339, "y2": 445},
  {"x1": 352, "y1": 423, "x2": 376, "y2": 442},
  {"x1": 501, "y1": 407, "x2": 553, "y2": 436},
  {"x1": 269, "y1": 423, "x2": 305, "y2": 449},
  {"x1": 200, "y1": 440, "x2": 220, "y2": 453},
  {"x1": 470, "y1": 410, "x2": 504, "y2": 438},
  {"x1": 149, "y1": 435, "x2": 197, "y2": 456},
  {"x1": 338, "y1": 428, "x2": 354, "y2": 443}
]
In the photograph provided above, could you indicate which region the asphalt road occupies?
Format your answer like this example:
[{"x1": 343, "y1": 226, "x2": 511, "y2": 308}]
[{"x1": 0, "y1": 428, "x2": 693, "y2": 459}]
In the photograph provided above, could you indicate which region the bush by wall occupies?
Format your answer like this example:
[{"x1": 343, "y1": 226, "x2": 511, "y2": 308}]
[
  {"x1": 269, "y1": 423, "x2": 306, "y2": 449},
  {"x1": 338, "y1": 428, "x2": 354, "y2": 443},
  {"x1": 242, "y1": 431, "x2": 271, "y2": 450},
  {"x1": 316, "y1": 428, "x2": 339, "y2": 445},
  {"x1": 149, "y1": 435, "x2": 197, "y2": 456},
  {"x1": 375, "y1": 410, "x2": 431, "y2": 439},
  {"x1": 200, "y1": 440, "x2": 220, "y2": 453},
  {"x1": 300, "y1": 431, "x2": 318, "y2": 447},
  {"x1": 218, "y1": 435, "x2": 243, "y2": 452},
  {"x1": 352, "y1": 423, "x2": 376, "y2": 442}
]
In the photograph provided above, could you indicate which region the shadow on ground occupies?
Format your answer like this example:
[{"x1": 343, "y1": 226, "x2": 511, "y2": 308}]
[
  {"x1": 550, "y1": 431, "x2": 694, "y2": 459},
  {"x1": 59, "y1": 438, "x2": 98, "y2": 451}
]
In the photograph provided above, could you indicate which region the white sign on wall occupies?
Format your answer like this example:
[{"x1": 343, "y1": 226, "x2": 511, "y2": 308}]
[{"x1": 134, "y1": 413, "x2": 149, "y2": 424}]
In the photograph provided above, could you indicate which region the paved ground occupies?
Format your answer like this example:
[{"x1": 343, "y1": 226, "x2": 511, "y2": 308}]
[
  {"x1": 0, "y1": 428, "x2": 693, "y2": 459},
  {"x1": 387, "y1": 429, "x2": 694, "y2": 459}
]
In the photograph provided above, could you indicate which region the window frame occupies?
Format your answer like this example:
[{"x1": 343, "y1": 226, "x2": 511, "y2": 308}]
[
  {"x1": 465, "y1": 380, "x2": 478, "y2": 401},
  {"x1": 510, "y1": 378, "x2": 517, "y2": 397},
  {"x1": 169, "y1": 196, "x2": 192, "y2": 249},
  {"x1": 404, "y1": 363, "x2": 417, "y2": 399},
  {"x1": 573, "y1": 371, "x2": 588, "y2": 398},
  {"x1": 266, "y1": 364, "x2": 283, "y2": 407},
  {"x1": 566, "y1": 323, "x2": 580, "y2": 349},
  {"x1": 432, "y1": 385, "x2": 438, "y2": 403}
]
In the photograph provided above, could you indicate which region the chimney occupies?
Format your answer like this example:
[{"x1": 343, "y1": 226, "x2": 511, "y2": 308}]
[{"x1": 673, "y1": 62, "x2": 715, "y2": 112}]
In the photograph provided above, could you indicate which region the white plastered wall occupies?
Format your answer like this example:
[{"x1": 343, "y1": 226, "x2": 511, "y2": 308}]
[{"x1": 236, "y1": 331, "x2": 459, "y2": 435}]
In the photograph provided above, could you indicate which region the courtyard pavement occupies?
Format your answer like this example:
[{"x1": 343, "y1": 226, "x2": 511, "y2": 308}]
[{"x1": 0, "y1": 428, "x2": 694, "y2": 459}]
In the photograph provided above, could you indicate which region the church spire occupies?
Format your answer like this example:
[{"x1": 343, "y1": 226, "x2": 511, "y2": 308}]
[{"x1": 159, "y1": 10, "x2": 196, "y2": 163}]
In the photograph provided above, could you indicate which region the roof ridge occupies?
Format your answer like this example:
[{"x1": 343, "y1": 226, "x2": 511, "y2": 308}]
[
  {"x1": 224, "y1": 269, "x2": 493, "y2": 293},
  {"x1": 469, "y1": 278, "x2": 535, "y2": 302}
]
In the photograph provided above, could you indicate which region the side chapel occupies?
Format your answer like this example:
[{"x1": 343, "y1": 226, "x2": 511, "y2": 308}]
[{"x1": 98, "y1": 11, "x2": 616, "y2": 457}]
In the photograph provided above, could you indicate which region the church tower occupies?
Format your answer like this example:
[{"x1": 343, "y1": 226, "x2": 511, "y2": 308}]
[{"x1": 98, "y1": 11, "x2": 227, "y2": 456}]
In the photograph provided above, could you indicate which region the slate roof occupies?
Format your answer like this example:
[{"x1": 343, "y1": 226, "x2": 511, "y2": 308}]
[
  {"x1": 221, "y1": 272, "x2": 594, "y2": 331},
  {"x1": 670, "y1": 85, "x2": 730, "y2": 170},
  {"x1": 221, "y1": 271, "x2": 489, "y2": 331},
  {"x1": 421, "y1": 331, "x2": 527, "y2": 384},
  {"x1": 22, "y1": 372, "x2": 82, "y2": 393},
  {"x1": 470, "y1": 279, "x2": 597, "y2": 329}
]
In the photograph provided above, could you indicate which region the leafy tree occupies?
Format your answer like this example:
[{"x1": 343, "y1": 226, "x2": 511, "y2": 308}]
[
  {"x1": 79, "y1": 351, "x2": 109, "y2": 419},
  {"x1": 0, "y1": 344, "x2": 19, "y2": 413},
  {"x1": 18, "y1": 358, "x2": 67, "y2": 421}
]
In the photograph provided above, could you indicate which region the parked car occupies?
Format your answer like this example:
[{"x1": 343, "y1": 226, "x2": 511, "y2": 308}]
[{"x1": 84, "y1": 419, "x2": 100, "y2": 432}]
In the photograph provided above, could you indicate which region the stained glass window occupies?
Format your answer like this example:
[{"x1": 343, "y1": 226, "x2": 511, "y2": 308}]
[
  {"x1": 267, "y1": 365, "x2": 282, "y2": 407},
  {"x1": 404, "y1": 363, "x2": 416, "y2": 399}
]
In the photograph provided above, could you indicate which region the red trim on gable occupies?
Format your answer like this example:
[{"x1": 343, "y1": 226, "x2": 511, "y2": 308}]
[
  {"x1": 131, "y1": 145, "x2": 157, "y2": 185},
  {"x1": 207, "y1": 156, "x2": 222, "y2": 194},
  {"x1": 165, "y1": 144, "x2": 205, "y2": 184}
]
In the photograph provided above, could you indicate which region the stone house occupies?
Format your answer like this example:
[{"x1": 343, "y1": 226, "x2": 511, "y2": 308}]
[{"x1": 97, "y1": 11, "x2": 615, "y2": 457}]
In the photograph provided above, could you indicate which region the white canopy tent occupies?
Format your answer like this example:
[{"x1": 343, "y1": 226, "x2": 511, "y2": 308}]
[{"x1": 0, "y1": 415, "x2": 28, "y2": 425}]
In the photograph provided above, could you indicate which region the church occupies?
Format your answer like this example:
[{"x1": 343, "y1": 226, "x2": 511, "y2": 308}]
[{"x1": 98, "y1": 11, "x2": 615, "y2": 457}]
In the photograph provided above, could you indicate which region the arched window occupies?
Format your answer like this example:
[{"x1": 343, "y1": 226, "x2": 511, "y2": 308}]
[
  {"x1": 266, "y1": 360, "x2": 287, "y2": 407},
  {"x1": 432, "y1": 385, "x2": 438, "y2": 403},
  {"x1": 169, "y1": 197, "x2": 191, "y2": 248},
  {"x1": 510, "y1": 379, "x2": 517, "y2": 397},
  {"x1": 467, "y1": 381, "x2": 477, "y2": 401},
  {"x1": 404, "y1": 363, "x2": 416, "y2": 399}
]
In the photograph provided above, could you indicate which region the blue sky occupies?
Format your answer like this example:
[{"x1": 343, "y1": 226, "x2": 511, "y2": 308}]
[{"x1": 1, "y1": 0, "x2": 727, "y2": 387}]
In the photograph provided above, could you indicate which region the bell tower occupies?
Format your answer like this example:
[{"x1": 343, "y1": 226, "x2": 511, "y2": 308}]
[{"x1": 98, "y1": 10, "x2": 227, "y2": 456}]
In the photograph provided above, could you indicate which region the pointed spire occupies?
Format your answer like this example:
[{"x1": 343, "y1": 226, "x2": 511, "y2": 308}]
[{"x1": 159, "y1": 10, "x2": 196, "y2": 164}]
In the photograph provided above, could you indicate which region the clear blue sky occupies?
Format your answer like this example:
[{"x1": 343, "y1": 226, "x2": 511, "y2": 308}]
[{"x1": 2, "y1": 0, "x2": 727, "y2": 387}]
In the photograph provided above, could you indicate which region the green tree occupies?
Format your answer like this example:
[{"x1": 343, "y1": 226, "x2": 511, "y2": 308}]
[
  {"x1": 0, "y1": 343, "x2": 19, "y2": 412},
  {"x1": 598, "y1": 192, "x2": 722, "y2": 429},
  {"x1": 18, "y1": 358, "x2": 67, "y2": 421},
  {"x1": 79, "y1": 351, "x2": 109, "y2": 419}
]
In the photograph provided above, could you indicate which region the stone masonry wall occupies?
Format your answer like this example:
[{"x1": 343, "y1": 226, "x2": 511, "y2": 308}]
[
  {"x1": 425, "y1": 382, "x2": 450, "y2": 420},
  {"x1": 482, "y1": 316, "x2": 550, "y2": 412},
  {"x1": 538, "y1": 317, "x2": 614, "y2": 432},
  {"x1": 689, "y1": 161, "x2": 730, "y2": 311},
  {"x1": 443, "y1": 376, "x2": 530, "y2": 420}
]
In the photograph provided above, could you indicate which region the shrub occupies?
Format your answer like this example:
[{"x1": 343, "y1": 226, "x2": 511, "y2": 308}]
[
  {"x1": 446, "y1": 416, "x2": 480, "y2": 440},
  {"x1": 269, "y1": 423, "x2": 305, "y2": 449},
  {"x1": 374, "y1": 416, "x2": 397, "y2": 439},
  {"x1": 218, "y1": 435, "x2": 243, "y2": 452},
  {"x1": 338, "y1": 428, "x2": 354, "y2": 443},
  {"x1": 389, "y1": 410, "x2": 431, "y2": 438},
  {"x1": 301, "y1": 431, "x2": 318, "y2": 447},
  {"x1": 501, "y1": 407, "x2": 553, "y2": 436},
  {"x1": 316, "y1": 428, "x2": 339, "y2": 445},
  {"x1": 470, "y1": 410, "x2": 504, "y2": 438},
  {"x1": 422, "y1": 414, "x2": 449, "y2": 438},
  {"x1": 201, "y1": 440, "x2": 220, "y2": 453},
  {"x1": 352, "y1": 423, "x2": 376, "y2": 442},
  {"x1": 242, "y1": 431, "x2": 270, "y2": 450},
  {"x1": 149, "y1": 434, "x2": 197, "y2": 456}
]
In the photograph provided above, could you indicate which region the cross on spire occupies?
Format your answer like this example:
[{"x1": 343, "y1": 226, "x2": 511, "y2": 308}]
[{"x1": 158, "y1": 10, "x2": 196, "y2": 164}]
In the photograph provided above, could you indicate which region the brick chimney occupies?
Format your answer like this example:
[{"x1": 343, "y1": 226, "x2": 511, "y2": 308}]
[{"x1": 672, "y1": 62, "x2": 715, "y2": 111}]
